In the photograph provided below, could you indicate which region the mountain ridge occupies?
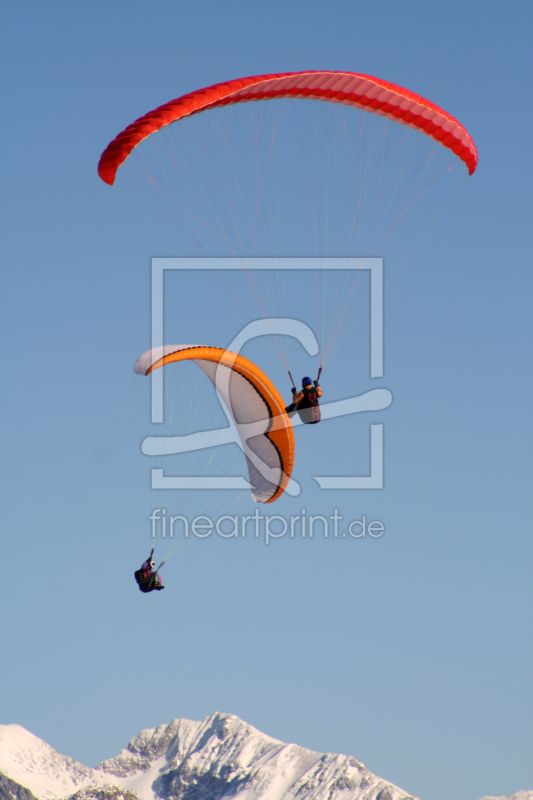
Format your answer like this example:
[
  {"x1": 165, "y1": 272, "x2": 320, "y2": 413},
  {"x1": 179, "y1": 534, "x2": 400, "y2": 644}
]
[{"x1": 0, "y1": 714, "x2": 530, "y2": 800}]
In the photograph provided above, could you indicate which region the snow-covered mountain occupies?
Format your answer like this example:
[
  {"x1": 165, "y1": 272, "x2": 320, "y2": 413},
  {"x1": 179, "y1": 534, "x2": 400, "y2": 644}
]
[
  {"x1": 478, "y1": 795, "x2": 533, "y2": 800},
  {"x1": 0, "y1": 714, "x2": 408, "y2": 800},
  {"x1": 0, "y1": 714, "x2": 530, "y2": 800}
]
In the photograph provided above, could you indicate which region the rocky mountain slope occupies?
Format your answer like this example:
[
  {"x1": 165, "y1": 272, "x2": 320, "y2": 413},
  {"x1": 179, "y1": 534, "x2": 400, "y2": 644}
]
[{"x1": 0, "y1": 713, "x2": 530, "y2": 800}]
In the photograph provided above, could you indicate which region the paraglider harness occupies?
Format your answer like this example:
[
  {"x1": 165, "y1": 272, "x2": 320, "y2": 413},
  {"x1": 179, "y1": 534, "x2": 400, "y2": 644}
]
[
  {"x1": 286, "y1": 369, "x2": 322, "y2": 425},
  {"x1": 134, "y1": 549, "x2": 165, "y2": 593}
]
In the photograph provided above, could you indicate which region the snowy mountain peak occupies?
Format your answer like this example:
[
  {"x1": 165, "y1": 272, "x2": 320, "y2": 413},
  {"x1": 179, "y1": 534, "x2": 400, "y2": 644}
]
[
  {"x1": 97, "y1": 713, "x2": 280, "y2": 781},
  {"x1": 0, "y1": 724, "x2": 97, "y2": 800},
  {"x1": 97, "y1": 718, "x2": 201, "y2": 778},
  {"x1": 0, "y1": 715, "x2": 408, "y2": 800},
  {"x1": 1, "y1": 716, "x2": 531, "y2": 800},
  {"x1": 479, "y1": 794, "x2": 533, "y2": 800}
]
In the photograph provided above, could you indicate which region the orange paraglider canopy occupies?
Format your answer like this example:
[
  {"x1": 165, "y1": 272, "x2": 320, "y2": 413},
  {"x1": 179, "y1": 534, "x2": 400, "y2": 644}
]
[{"x1": 135, "y1": 345, "x2": 294, "y2": 504}]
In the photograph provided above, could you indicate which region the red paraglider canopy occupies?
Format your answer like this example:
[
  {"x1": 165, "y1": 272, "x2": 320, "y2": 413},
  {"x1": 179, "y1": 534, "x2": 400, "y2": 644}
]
[{"x1": 98, "y1": 70, "x2": 478, "y2": 185}]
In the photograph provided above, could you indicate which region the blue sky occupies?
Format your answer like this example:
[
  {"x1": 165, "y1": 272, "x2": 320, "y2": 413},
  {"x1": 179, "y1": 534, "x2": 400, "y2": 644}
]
[{"x1": 0, "y1": 3, "x2": 532, "y2": 800}]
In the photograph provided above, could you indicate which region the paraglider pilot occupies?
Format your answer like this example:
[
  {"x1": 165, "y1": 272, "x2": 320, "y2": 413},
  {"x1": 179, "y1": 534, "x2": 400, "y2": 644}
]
[
  {"x1": 134, "y1": 549, "x2": 165, "y2": 592},
  {"x1": 285, "y1": 377, "x2": 322, "y2": 425}
]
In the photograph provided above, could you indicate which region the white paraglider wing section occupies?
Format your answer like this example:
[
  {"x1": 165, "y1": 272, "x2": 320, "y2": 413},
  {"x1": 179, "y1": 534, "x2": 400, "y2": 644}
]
[{"x1": 134, "y1": 345, "x2": 289, "y2": 503}]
